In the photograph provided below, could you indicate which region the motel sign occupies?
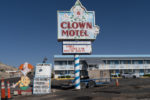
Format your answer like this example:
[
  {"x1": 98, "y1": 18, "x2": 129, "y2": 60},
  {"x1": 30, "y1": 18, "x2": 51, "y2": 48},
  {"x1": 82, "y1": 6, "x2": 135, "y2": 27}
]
[
  {"x1": 57, "y1": 0, "x2": 100, "y2": 90},
  {"x1": 57, "y1": 0, "x2": 100, "y2": 41}
]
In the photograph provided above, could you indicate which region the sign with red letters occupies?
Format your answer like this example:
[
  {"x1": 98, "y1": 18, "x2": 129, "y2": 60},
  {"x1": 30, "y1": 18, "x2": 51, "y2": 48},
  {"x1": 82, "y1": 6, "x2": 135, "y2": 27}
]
[
  {"x1": 63, "y1": 41, "x2": 92, "y2": 54},
  {"x1": 57, "y1": 0, "x2": 99, "y2": 41}
]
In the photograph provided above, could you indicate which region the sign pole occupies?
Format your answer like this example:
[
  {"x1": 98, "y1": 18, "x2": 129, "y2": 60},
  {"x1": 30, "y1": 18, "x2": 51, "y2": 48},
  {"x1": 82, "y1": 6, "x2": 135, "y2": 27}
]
[{"x1": 74, "y1": 54, "x2": 80, "y2": 89}]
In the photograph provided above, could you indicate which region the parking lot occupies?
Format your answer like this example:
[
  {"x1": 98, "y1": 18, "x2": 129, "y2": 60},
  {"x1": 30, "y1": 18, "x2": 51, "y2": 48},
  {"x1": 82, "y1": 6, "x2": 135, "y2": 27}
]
[{"x1": 11, "y1": 78, "x2": 150, "y2": 100}]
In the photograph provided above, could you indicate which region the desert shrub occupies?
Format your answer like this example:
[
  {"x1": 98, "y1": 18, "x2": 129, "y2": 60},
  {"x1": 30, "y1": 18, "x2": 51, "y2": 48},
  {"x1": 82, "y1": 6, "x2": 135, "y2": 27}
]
[
  {"x1": 61, "y1": 76, "x2": 65, "y2": 78},
  {"x1": 143, "y1": 74, "x2": 150, "y2": 77},
  {"x1": 66, "y1": 75, "x2": 71, "y2": 78},
  {"x1": 0, "y1": 69, "x2": 5, "y2": 72}
]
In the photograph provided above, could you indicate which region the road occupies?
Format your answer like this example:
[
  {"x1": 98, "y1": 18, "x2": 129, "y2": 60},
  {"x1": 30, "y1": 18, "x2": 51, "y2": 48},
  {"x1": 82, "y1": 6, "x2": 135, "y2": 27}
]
[{"x1": 11, "y1": 78, "x2": 150, "y2": 100}]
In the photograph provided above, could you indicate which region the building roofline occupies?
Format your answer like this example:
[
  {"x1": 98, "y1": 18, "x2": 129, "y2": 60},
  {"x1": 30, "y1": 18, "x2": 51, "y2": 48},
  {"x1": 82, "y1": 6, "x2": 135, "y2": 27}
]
[{"x1": 54, "y1": 54, "x2": 150, "y2": 58}]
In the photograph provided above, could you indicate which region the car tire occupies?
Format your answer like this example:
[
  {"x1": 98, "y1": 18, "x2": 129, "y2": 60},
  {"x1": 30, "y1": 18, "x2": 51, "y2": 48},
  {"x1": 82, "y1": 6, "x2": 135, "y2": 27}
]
[
  {"x1": 81, "y1": 82, "x2": 87, "y2": 89},
  {"x1": 88, "y1": 81, "x2": 96, "y2": 88},
  {"x1": 133, "y1": 76, "x2": 136, "y2": 79}
]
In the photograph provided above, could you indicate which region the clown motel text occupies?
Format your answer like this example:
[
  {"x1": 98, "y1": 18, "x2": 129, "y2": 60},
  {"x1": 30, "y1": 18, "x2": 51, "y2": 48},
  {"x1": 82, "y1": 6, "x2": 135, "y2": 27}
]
[{"x1": 60, "y1": 22, "x2": 92, "y2": 37}]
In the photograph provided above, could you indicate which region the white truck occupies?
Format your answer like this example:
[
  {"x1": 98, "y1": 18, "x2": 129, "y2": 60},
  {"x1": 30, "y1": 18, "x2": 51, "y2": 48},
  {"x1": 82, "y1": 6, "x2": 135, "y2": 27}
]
[{"x1": 122, "y1": 72, "x2": 140, "y2": 79}]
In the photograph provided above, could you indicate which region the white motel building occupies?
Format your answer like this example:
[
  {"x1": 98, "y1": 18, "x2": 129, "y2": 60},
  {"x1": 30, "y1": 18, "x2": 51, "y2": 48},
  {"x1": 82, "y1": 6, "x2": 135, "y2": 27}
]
[{"x1": 53, "y1": 55, "x2": 150, "y2": 78}]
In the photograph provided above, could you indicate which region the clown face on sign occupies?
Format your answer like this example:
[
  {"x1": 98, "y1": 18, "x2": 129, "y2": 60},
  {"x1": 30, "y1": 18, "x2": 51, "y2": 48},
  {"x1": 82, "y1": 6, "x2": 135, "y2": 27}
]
[
  {"x1": 71, "y1": 0, "x2": 87, "y2": 21},
  {"x1": 72, "y1": 4, "x2": 85, "y2": 20}
]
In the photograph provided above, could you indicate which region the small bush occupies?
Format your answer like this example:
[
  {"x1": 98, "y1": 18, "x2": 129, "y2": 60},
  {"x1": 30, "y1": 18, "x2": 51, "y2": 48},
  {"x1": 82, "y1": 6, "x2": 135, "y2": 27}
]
[
  {"x1": 0, "y1": 69, "x2": 5, "y2": 72},
  {"x1": 61, "y1": 76, "x2": 65, "y2": 78},
  {"x1": 58, "y1": 76, "x2": 61, "y2": 78},
  {"x1": 51, "y1": 73, "x2": 54, "y2": 78},
  {"x1": 143, "y1": 74, "x2": 150, "y2": 77},
  {"x1": 66, "y1": 75, "x2": 71, "y2": 78},
  {"x1": 113, "y1": 75, "x2": 117, "y2": 77}
]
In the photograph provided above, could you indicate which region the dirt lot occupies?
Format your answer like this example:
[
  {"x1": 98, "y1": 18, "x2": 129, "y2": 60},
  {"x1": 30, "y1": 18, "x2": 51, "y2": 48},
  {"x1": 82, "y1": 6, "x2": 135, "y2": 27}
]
[{"x1": 11, "y1": 78, "x2": 150, "y2": 100}]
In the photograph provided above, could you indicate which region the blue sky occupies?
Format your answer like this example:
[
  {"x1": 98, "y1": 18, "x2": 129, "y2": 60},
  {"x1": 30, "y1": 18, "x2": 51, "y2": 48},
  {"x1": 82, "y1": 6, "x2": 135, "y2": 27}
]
[{"x1": 0, "y1": 0, "x2": 150, "y2": 67}]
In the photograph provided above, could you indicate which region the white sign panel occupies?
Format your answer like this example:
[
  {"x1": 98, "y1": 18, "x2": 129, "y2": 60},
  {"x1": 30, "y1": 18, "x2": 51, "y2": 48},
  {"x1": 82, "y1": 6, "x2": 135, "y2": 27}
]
[
  {"x1": 35, "y1": 63, "x2": 51, "y2": 78},
  {"x1": 57, "y1": 0, "x2": 99, "y2": 41},
  {"x1": 33, "y1": 77, "x2": 51, "y2": 94},
  {"x1": 63, "y1": 41, "x2": 92, "y2": 54},
  {"x1": 63, "y1": 45, "x2": 92, "y2": 54}
]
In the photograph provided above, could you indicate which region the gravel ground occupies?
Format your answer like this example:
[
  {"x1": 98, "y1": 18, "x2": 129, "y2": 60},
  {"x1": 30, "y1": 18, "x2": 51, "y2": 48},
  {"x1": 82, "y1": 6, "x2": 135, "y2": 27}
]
[{"x1": 10, "y1": 78, "x2": 150, "y2": 100}]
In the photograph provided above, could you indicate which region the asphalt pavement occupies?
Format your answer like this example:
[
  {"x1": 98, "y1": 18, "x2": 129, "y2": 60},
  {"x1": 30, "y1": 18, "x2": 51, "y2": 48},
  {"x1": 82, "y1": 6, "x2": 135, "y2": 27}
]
[{"x1": 11, "y1": 78, "x2": 150, "y2": 100}]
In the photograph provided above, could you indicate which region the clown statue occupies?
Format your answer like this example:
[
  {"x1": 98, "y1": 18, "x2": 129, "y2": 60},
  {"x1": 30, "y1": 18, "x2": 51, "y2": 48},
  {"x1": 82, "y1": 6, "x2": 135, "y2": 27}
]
[{"x1": 12, "y1": 62, "x2": 34, "y2": 91}]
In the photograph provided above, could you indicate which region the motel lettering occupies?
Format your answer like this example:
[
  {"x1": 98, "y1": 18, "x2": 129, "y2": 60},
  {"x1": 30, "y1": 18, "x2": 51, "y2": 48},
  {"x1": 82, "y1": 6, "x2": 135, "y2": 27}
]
[{"x1": 60, "y1": 22, "x2": 92, "y2": 37}]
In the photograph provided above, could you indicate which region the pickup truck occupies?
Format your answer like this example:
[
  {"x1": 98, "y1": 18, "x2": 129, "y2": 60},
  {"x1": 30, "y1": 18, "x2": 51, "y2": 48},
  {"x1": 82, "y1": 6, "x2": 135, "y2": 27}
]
[{"x1": 122, "y1": 73, "x2": 140, "y2": 79}]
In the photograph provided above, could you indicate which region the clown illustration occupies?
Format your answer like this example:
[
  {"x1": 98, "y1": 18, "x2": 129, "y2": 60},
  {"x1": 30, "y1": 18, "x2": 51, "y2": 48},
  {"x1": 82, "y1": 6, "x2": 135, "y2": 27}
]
[
  {"x1": 12, "y1": 62, "x2": 34, "y2": 90},
  {"x1": 71, "y1": 0, "x2": 86, "y2": 21}
]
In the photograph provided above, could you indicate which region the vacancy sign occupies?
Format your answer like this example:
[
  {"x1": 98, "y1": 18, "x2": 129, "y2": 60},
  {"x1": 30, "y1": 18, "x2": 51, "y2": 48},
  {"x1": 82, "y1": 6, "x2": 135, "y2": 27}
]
[
  {"x1": 63, "y1": 41, "x2": 92, "y2": 54},
  {"x1": 57, "y1": 0, "x2": 100, "y2": 41}
]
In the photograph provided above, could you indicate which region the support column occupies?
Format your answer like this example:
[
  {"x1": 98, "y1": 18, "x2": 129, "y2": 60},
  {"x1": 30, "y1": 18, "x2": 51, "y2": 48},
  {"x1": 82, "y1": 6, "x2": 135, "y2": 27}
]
[{"x1": 74, "y1": 55, "x2": 80, "y2": 89}]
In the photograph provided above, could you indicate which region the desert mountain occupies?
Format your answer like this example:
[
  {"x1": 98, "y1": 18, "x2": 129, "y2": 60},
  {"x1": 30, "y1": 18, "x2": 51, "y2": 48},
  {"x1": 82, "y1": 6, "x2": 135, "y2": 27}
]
[{"x1": 0, "y1": 62, "x2": 18, "y2": 79}]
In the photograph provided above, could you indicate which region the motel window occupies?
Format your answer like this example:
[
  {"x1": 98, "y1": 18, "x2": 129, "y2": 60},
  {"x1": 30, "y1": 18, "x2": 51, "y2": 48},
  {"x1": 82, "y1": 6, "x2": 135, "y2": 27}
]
[
  {"x1": 132, "y1": 60, "x2": 143, "y2": 64},
  {"x1": 103, "y1": 60, "x2": 107, "y2": 64},
  {"x1": 89, "y1": 65, "x2": 98, "y2": 69},
  {"x1": 120, "y1": 60, "x2": 131, "y2": 64},
  {"x1": 115, "y1": 70, "x2": 119, "y2": 73},
  {"x1": 55, "y1": 71, "x2": 66, "y2": 75},
  {"x1": 68, "y1": 61, "x2": 74, "y2": 65},
  {"x1": 145, "y1": 60, "x2": 150, "y2": 64},
  {"x1": 89, "y1": 65, "x2": 96, "y2": 67},
  {"x1": 107, "y1": 60, "x2": 114, "y2": 64},
  {"x1": 54, "y1": 61, "x2": 59, "y2": 65},
  {"x1": 140, "y1": 69, "x2": 144, "y2": 73},
  {"x1": 68, "y1": 70, "x2": 74, "y2": 74},
  {"x1": 107, "y1": 60, "x2": 119, "y2": 64},
  {"x1": 114, "y1": 60, "x2": 119, "y2": 64},
  {"x1": 55, "y1": 61, "x2": 67, "y2": 65}
]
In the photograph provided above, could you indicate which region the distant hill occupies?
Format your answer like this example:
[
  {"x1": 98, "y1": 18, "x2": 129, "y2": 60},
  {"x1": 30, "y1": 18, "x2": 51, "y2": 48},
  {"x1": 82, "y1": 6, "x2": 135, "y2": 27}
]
[{"x1": 0, "y1": 62, "x2": 18, "y2": 79}]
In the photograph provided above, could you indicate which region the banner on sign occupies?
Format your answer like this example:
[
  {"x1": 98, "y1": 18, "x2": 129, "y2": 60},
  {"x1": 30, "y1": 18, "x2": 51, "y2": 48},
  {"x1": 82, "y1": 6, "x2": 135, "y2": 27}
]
[
  {"x1": 63, "y1": 41, "x2": 92, "y2": 54},
  {"x1": 35, "y1": 63, "x2": 51, "y2": 78},
  {"x1": 63, "y1": 45, "x2": 92, "y2": 54},
  {"x1": 33, "y1": 77, "x2": 51, "y2": 94},
  {"x1": 57, "y1": 0, "x2": 99, "y2": 41}
]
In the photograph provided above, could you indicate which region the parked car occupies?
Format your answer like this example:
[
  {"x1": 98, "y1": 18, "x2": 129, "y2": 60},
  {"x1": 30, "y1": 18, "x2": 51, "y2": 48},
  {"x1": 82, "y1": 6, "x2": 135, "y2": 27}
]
[{"x1": 122, "y1": 73, "x2": 140, "y2": 79}]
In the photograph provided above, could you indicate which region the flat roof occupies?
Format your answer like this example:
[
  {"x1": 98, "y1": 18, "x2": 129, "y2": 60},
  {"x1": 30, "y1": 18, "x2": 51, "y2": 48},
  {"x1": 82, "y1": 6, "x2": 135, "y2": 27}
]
[
  {"x1": 54, "y1": 55, "x2": 150, "y2": 64},
  {"x1": 54, "y1": 55, "x2": 150, "y2": 58},
  {"x1": 54, "y1": 55, "x2": 150, "y2": 61}
]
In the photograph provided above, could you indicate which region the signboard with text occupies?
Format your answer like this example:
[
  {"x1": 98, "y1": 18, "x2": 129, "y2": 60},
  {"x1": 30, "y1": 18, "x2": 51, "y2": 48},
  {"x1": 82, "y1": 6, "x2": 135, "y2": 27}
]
[
  {"x1": 63, "y1": 41, "x2": 92, "y2": 54},
  {"x1": 33, "y1": 77, "x2": 51, "y2": 94},
  {"x1": 35, "y1": 63, "x2": 51, "y2": 78},
  {"x1": 57, "y1": 0, "x2": 99, "y2": 41},
  {"x1": 33, "y1": 63, "x2": 51, "y2": 94}
]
